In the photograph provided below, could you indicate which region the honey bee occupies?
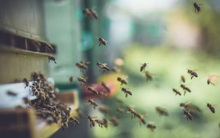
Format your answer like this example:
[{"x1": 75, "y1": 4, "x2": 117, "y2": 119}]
[
  {"x1": 23, "y1": 97, "x2": 30, "y2": 105},
  {"x1": 76, "y1": 62, "x2": 88, "y2": 72},
  {"x1": 136, "y1": 113, "x2": 146, "y2": 125},
  {"x1": 184, "y1": 110, "x2": 193, "y2": 121},
  {"x1": 187, "y1": 69, "x2": 198, "y2": 79},
  {"x1": 121, "y1": 88, "x2": 132, "y2": 97},
  {"x1": 76, "y1": 108, "x2": 84, "y2": 118},
  {"x1": 7, "y1": 91, "x2": 17, "y2": 97},
  {"x1": 145, "y1": 71, "x2": 153, "y2": 81},
  {"x1": 109, "y1": 117, "x2": 119, "y2": 126},
  {"x1": 180, "y1": 102, "x2": 201, "y2": 114},
  {"x1": 23, "y1": 78, "x2": 29, "y2": 88},
  {"x1": 96, "y1": 62, "x2": 110, "y2": 72},
  {"x1": 173, "y1": 88, "x2": 181, "y2": 96},
  {"x1": 88, "y1": 99, "x2": 98, "y2": 109},
  {"x1": 127, "y1": 106, "x2": 137, "y2": 118},
  {"x1": 180, "y1": 84, "x2": 191, "y2": 95},
  {"x1": 69, "y1": 76, "x2": 74, "y2": 83},
  {"x1": 95, "y1": 119, "x2": 104, "y2": 128},
  {"x1": 147, "y1": 124, "x2": 156, "y2": 132},
  {"x1": 181, "y1": 75, "x2": 185, "y2": 83},
  {"x1": 80, "y1": 61, "x2": 90, "y2": 66},
  {"x1": 98, "y1": 37, "x2": 107, "y2": 46},
  {"x1": 69, "y1": 117, "x2": 80, "y2": 126},
  {"x1": 207, "y1": 103, "x2": 215, "y2": 113},
  {"x1": 193, "y1": 2, "x2": 201, "y2": 13},
  {"x1": 140, "y1": 63, "x2": 148, "y2": 72},
  {"x1": 207, "y1": 75, "x2": 219, "y2": 85},
  {"x1": 48, "y1": 56, "x2": 57, "y2": 64},
  {"x1": 98, "y1": 106, "x2": 109, "y2": 115},
  {"x1": 87, "y1": 87, "x2": 99, "y2": 95},
  {"x1": 88, "y1": 116, "x2": 96, "y2": 128},
  {"x1": 116, "y1": 108, "x2": 124, "y2": 114},
  {"x1": 62, "y1": 122, "x2": 68, "y2": 130},
  {"x1": 101, "y1": 82, "x2": 110, "y2": 93},
  {"x1": 117, "y1": 77, "x2": 127, "y2": 85},
  {"x1": 89, "y1": 9, "x2": 98, "y2": 20},
  {"x1": 156, "y1": 107, "x2": 169, "y2": 116},
  {"x1": 112, "y1": 66, "x2": 121, "y2": 73},
  {"x1": 31, "y1": 72, "x2": 39, "y2": 81},
  {"x1": 77, "y1": 77, "x2": 87, "y2": 85},
  {"x1": 103, "y1": 118, "x2": 108, "y2": 128}
]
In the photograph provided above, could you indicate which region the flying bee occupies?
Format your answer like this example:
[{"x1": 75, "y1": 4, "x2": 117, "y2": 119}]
[
  {"x1": 140, "y1": 63, "x2": 148, "y2": 72},
  {"x1": 87, "y1": 87, "x2": 99, "y2": 95},
  {"x1": 136, "y1": 113, "x2": 146, "y2": 125},
  {"x1": 116, "y1": 108, "x2": 124, "y2": 114},
  {"x1": 193, "y1": 2, "x2": 201, "y2": 13},
  {"x1": 147, "y1": 124, "x2": 156, "y2": 132},
  {"x1": 207, "y1": 75, "x2": 219, "y2": 85},
  {"x1": 101, "y1": 82, "x2": 110, "y2": 93},
  {"x1": 180, "y1": 84, "x2": 191, "y2": 95},
  {"x1": 88, "y1": 99, "x2": 98, "y2": 109},
  {"x1": 82, "y1": 9, "x2": 92, "y2": 18},
  {"x1": 156, "y1": 107, "x2": 169, "y2": 116},
  {"x1": 88, "y1": 116, "x2": 95, "y2": 128},
  {"x1": 80, "y1": 61, "x2": 90, "y2": 66},
  {"x1": 98, "y1": 106, "x2": 109, "y2": 115},
  {"x1": 69, "y1": 117, "x2": 80, "y2": 126},
  {"x1": 7, "y1": 91, "x2": 17, "y2": 97},
  {"x1": 181, "y1": 75, "x2": 185, "y2": 83},
  {"x1": 109, "y1": 117, "x2": 119, "y2": 126},
  {"x1": 96, "y1": 62, "x2": 110, "y2": 72},
  {"x1": 112, "y1": 66, "x2": 121, "y2": 73},
  {"x1": 121, "y1": 88, "x2": 132, "y2": 97},
  {"x1": 76, "y1": 62, "x2": 88, "y2": 72},
  {"x1": 145, "y1": 71, "x2": 153, "y2": 81},
  {"x1": 23, "y1": 78, "x2": 29, "y2": 88},
  {"x1": 95, "y1": 119, "x2": 104, "y2": 128},
  {"x1": 77, "y1": 77, "x2": 87, "y2": 85},
  {"x1": 184, "y1": 110, "x2": 193, "y2": 121},
  {"x1": 103, "y1": 118, "x2": 108, "y2": 128},
  {"x1": 48, "y1": 56, "x2": 57, "y2": 64},
  {"x1": 76, "y1": 108, "x2": 84, "y2": 118},
  {"x1": 89, "y1": 8, "x2": 98, "y2": 20},
  {"x1": 187, "y1": 69, "x2": 198, "y2": 79},
  {"x1": 127, "y1": 106, "x2": 137, "y2": 119},
  {"x1": 173, "y1": 88, "x2": 181, "y2": 96},
  {"x1": 23, "y1": 97, "x2": 30, "y2": 105},
  {"x1": 98, "y1": 37, "x2": 107, "y2": 46},
  {"x1": 69, "y1": 76, "x2": 74, "y2": 83},
  {"x1": 117, "y1": 77, "x2": 127, "y2": 85},
  {"x1": 207, "y1": 103, "x2": 215, "y2": 113}
]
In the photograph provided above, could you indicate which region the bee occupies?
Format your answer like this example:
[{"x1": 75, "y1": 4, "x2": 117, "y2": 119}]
[
  {"x1": 116, "y1": 108, "x2": 124, "y2": 114},
  {"x1": 69, "y1": 76, "x2": 74, "y2": 83},
  {"x1": 23, "y1": 97, "x2": 30, "y2": 105},
  {"x1": 45, "y1": 43, "x2": 54, "y2": 52},
  {"x1": 48, "y1": 56, "x2": 57, "y2": 64},
  {"x1": 69, "y1": 117, "x2": 80, "y2": 126},
  {"x1": 147, "y1": 124, "x2": 156, "y2": 132},
  {"x1": 77, "y1": 77, "x2": 87, "y2": 85},
  {"x1": 193, "y1": 2, "x2": 201, "y2": 13},
  {"x1": 184, "y1": 110, "x2": 193, "y2": 121},
  {"x1": 31, "y1": 72, "x2": 39, "y2": 81},
  {"x1": 88, "y1": 116, "x2": 96, "y2": 128},
  {"x1": 115, "y1": 97, "x2": 123, "y2": 104},
  {"x1": 117, "y1": 77, "x2": 127, "y2": 85},
  {"x1": 127, "y1": 106, "x2": 137, "y2": 118},
  {"x1": 23, "y1": 78, "x2": 29, "y2": 88},
  {"x1": 87, "y1": 87, "x2": 99, "y2": 95},
  {"x1": 76, "y1": 62, "x2": 88, "y2": 72},
  {"x1": 112, "y1": 66, "x2": 120, "y2": 73},
  {"x1": 101, "y1": 82, "x2": 110, "y2": 93},
  {"x1": 180, "y1": 102, "x2": 201, "y2": 114},
  {"x1": 181, "y1": 75, "x2": 185, "y2": 83},
  {"x1": 180, "y1": 84, "x2": 191, "y2": 95},
  {"x1": 156, "y1": 107, "x2": 169, "y2": 116},
  {"x1": 89, "y1": 9, "x2": 98, "y2": 20},
  {"x1": 76, "y1": 108, "x2": 84, "y2": 118},
  {"x1": 88, "y1": 99, "x2": 98, "y2": 109},
  {"x1": 39, "y1": 73, "x2": 46, "y2": 81},
  {"x1": 80, "y1": 61, "x2": 90, "y2": 66},
  {"x1": 103, "y1": 118, "x2": 108, "y2": 128},
  {"x1": 121, "y1": 88, "x2": 132, "y2": 97},
  {"x1": 187, "y1": 69, "x2": 198, "y2": 79},
  {"x1": 62, "y1": 122, "x2": 68, "y2": 130},
  {"x1": 109, "y1": 117, "x2": 119, "y2": 126},
  {"x1": 98, "y1": 37, "x2": 107, "y2": 46},
  {"x1": 96, "y1": 62, "x2": 110, "y2": 72},
  {"x1": 173, "y1": 88, "x2": 181, "y2": 96},
  {"x1": 82, "y1": 9, "x2": 92, "y2": 18},
  {"x1": 136, "y1": 113, "x2": 146, "y2": 125},
  {"x1": 98, "y1": 106, "x2": 109, "y2": 115},
  {"x1": 145, "y1": 71, "x2": 153, "y2": 81},
  {"x1": 7, "y1": 91, "x2": 17, "y2": 97},
  {"x1": 207, "y1": 75, "x2": 219, "y2": 85},
  {"x1": 140, "y1": 63, "x2": 148, "y2": 72},
  {"x1": 207, "y1": 103, "x2": 215, "y2": 113},
  {"x1": 95, "y1": 119, "x2": 104, "y2": 128}
]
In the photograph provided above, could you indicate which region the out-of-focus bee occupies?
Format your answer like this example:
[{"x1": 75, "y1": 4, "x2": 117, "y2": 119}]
[
  {"x1": 69, "y1": 76, "x2": 74, "y2": 83},
  {"x1": 127, "y1": 106, "x2": 137, "y2": 119},
  {"x1": 207, "y1": 75, "x2": 219, "y2": 85},
  {"x1": 23, "y1": 97, "x2": 30, "y2": 105},
  {"x1": 62, "y1": 122, "x2": 68, "y2": 130},
  {"x1": 101, "y1": 82, "x2": 110, "y2": 93},
  {"x1": 89, "y1": 9, "x2": 98, "y2": 20},
  {"x1": 181, "y1": 75, "x2": 185, "y2": 83},
  {"x1": 145, "y1": 71, "x2": 153, "y2": 81},
  {"x1": 76, "y1": 108, "x2": 84, "y2": 118},
  {"x1": 7, "y1": 91, "x2": 17, "y2": 97},
  {"x1": 184, "y1": 110, "x2": 193, "y2": 121},
  {"x1": 103, "y1": 118, "x2": 108, "y2": 128},
  {"x1": 180, "y1": 84, "x2": 191, "y2": 95},
  {"x1": 48, "y1": 56, "x2": 57, "y2": 64},
  {"x1": 77, "y1": 77, "x2": 87, "y2": 85},
  {"x1": 39, "y1": 73, "x2": 46, "y2": 81},
  {"x1": 173, "y1": 88, "x2": 181, "y2": 96},
  {"x1": 98, "y1": 92, "x2": 108, "y2": 99},
  {"x1": 98, "y1": 37, "x2": 107, "y2": 46},
  {"x1": 31, "y1": 72, "x2": 39, "y2": 81},
  {"x1": 98, "y1": 106, "x2": 109, "y2": 115},
  {"x1": 115, "y1": 97, "x2": 123, "y2": 104},
  {"x1": 80, "y1": 61, "x2": 90, "y2": 66},
  {"x1": 82, "y1": 9, "x2": 92, "y2": 18},
  {"x1": 109, "y1": 117, "x2": 119, "y2": 126},
  {"x1": 96, "y1": 62, "x2": 110, "y2": 72},
  {"x1": 187, "y1": 69, "x2": 198, "y2": 79},
  {"x1": 95, "y1": 119, "x2": 104, "y2": 128},
  {"x1": 140, "y1": 63, "x2": 147, "y2": 72},
  {"x1": 147, "y1": 124, "x2": 156, "y2": 132},
  {"x1": 76, "y1": 62, "x2": 88, "y2": 72},
  {"x1": 156, "y1": 107, "x2": 169, "y2": 116},
  {"x1": 88, "y1": 99, "x2": 98, "y2": 109},
  {"x1": 136, "y1": 113, "x2": 146, "y2": 125},
  {"x1": 117, "y1": 77, "x2": 127, "y2": 86},
  {"x1": 180, "y1": 102, "x2": 201, "y2": 114},
  {"x1": 116, "y1": 108, "x2": 124, "y2": 114},
  {"x1": 121, "y1": 88, "x2": 132, "y2": 97},
  {"x1": 193, "y1": 2, "x2": 201, "y2": 13},
  {"x1": 88, "y1": 116, "x2": 96, "y2": 128},
  {"x1": 87, "y1": 87, "x2": 99, "y2": 95},
  {"x1": 69, "y1": 117, "x2": 80, "y2": 126},
  {"x1": 112, "y1": 66, "x2": 121, "y2": 73},
  {"x1": 207, "y1": 103, "x2": 215, "y2": 113},
  {"x1": 23, "y1": 78, "x2": 29, "y2": 88}
]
